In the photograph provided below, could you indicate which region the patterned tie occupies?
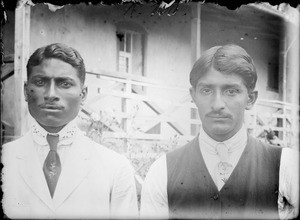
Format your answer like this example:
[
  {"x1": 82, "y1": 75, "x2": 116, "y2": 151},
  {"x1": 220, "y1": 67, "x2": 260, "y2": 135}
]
[
  {"x1": 43, "y1": 134, "x2": 61, "y2": 198},
  {"x1": 216, "y1": 143, "x2": 233, "y2": 184}
]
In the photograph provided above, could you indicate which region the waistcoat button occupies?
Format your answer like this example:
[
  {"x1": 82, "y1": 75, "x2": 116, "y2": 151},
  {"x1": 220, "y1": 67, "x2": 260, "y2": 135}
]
[{"x1": 213, "y1": 194, "x2": 219, "y2": 200}]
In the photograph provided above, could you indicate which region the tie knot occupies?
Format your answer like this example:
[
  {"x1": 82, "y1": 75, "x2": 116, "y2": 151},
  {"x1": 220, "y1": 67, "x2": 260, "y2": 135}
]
[
  {"x1": 47, "y1": 134, "x2": 59, "y2": 151},
  {"x1": 216, "y1": 143, "x2": 229, "y2": 162}
]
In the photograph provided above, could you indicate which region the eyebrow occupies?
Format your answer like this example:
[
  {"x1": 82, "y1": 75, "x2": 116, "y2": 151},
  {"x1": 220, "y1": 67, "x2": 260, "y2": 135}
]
[
  {"x1": 197, "y1": 82, "x2": 243, "y2": 88},
  {"x1": 30, "y1": 75, "x2": 76, "y2": 81}
]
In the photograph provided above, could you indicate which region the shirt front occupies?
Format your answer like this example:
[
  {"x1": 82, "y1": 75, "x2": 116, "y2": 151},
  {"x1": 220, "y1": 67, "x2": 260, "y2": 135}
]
[
  {"x1": 32, "y1": 119, "x2": 79, "y2": 166},
  {"x1": 199, "y1": 124, "x2": 247, "y2": 190},
  {"x1": 140, "y1": 125, "x2": 299, "y2": 219}
]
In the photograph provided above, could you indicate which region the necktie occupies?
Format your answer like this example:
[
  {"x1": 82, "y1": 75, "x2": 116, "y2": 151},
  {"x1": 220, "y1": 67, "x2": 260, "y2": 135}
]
[
  {"x1": 43, "y1": 134, "x2": 61, "y2": 198},
  {"x1": 216, "y1": 143, "x2": 233, "y2": 184}
]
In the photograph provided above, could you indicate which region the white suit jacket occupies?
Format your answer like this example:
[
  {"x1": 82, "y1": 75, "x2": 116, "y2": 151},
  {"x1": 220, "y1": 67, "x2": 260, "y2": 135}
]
[{"x1": 2, "y1": 131, "x2": 138, "y2": 219}]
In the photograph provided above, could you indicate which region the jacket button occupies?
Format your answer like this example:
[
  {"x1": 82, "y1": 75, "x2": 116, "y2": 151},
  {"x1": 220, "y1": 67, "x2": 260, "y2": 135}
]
[{"x1": 213, "y1": 194, "x2": 219, "y2": 200}]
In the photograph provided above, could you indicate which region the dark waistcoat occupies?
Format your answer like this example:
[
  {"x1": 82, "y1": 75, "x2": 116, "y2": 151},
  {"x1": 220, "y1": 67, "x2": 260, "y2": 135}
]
[{"x1": 166, "y1": 136, "x2": 282, "y2": 219}]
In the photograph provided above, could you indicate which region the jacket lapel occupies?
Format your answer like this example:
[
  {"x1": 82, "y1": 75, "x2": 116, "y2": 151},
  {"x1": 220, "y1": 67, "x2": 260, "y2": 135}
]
[
  {"x1": 52, "y1": 135, "x2": 93, "y2": 209},
  {"x1": 17, "y1": 133, "x2": 55, "y2": 211}
]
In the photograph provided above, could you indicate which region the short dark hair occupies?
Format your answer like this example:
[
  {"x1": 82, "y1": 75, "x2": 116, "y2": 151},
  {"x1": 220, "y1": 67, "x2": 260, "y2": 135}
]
[
  {"x1": 26, "y1": 43, "x2": 86, "y2": 85},
  {"x1": 190, "y1": 44, "x2": 257, "y2": 92}
]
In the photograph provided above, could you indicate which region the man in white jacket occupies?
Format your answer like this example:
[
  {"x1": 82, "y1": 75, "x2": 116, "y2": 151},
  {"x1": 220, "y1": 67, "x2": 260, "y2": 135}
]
[{"x1": 2, "y1": 43, "x2": 138, "y2": 219}]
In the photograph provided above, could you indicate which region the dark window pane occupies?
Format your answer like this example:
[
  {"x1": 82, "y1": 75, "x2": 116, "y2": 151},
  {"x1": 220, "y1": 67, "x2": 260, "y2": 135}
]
[
  {"x1": 117, "y1": 32, "x2": 125, "y2": 52},
  {"x1": 126, "y1": 33, "x2": 131, "y2": 53}
]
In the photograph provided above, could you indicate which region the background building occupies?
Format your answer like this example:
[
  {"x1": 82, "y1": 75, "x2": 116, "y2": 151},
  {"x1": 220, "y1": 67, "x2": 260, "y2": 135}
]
[{"x1": 1, "y1": 0, "x2": 299, "y2": 191}]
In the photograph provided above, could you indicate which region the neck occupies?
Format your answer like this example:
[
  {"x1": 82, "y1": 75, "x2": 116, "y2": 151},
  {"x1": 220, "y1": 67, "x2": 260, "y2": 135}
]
[
  {"x1": 206, "y1": 132, "x2": 235, "y2": 142},
  {"x1": 38, "y1": 123, "x2": 67, "y2": 134},
  {"x1": 202, "y1": 124, "x2": 244, "y2": 142}
]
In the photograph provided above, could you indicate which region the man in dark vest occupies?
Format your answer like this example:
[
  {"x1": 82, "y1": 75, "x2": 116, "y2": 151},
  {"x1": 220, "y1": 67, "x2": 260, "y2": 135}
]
[{"x1": 140, "y1": 44, "x2": 299, "y2": 219}]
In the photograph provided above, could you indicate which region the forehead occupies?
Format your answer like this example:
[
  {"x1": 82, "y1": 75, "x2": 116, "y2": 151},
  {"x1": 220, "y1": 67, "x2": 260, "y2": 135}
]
[
  {"x1": 196, "y1": 68, "x2": 247, "y2": 88},
  {"x1": 29, "y1": 58, "x2": 79, "y2": 79}
]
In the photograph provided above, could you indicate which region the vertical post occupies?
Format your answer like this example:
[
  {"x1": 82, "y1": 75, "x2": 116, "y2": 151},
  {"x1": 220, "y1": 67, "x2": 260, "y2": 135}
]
[
  {"x1": 282, "y1": 105, "x2": 287, "y2": 147},
  {"x1": 282, "y1": 37, "x2": 287, "y2": 103},
  {"x1": 14, "y1": 3, "x2": 30, "y2": 138},
  {"x1": 190, "y1": 2, "x2": 201, "y2": 65},
  {"x1": 121, "y1": 80, "x2": 132, "y2": 156},
  {"x1": 190, "y1": 2, "x2": 201, "y2": 134},
  {"x1": 122, "y1": 81, "x2": 132, "y2": 133}
]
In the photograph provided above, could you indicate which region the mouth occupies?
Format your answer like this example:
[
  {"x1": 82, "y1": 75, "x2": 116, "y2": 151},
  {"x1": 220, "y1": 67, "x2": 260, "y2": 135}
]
[
  {"x1": 39, "y1": 104, "x2": 64, "y2": 111},
  {"x1": 207, "y1": 115, "x2": 230, "y2": 120}
]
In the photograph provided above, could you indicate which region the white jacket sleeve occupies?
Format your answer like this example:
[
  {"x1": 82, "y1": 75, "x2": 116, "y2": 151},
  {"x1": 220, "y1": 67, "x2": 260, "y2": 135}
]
[
  {"x1": 140, "y1": 155, "x2": 169, "y2": 219},
  {"x1": 278, "y1": 148, "x2": 299, "y2": 219}
]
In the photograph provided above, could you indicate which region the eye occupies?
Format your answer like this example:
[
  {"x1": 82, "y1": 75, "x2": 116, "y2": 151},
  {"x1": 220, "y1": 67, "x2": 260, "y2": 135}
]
[
  {"x1": 224, "y1": 89, "x2": 239, "y2": 96},
  {"x1": 60, "y1": 81, "x2": 72, "y2": 88},
  {"x1": 33, "y1": 79, "x2": 45, "y2": 87},
  {"x1": 200, "y1": 88, "x2": 213, "y2": 95}
]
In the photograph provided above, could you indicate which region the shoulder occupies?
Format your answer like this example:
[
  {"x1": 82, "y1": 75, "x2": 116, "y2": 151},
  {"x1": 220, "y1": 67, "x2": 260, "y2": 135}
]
[
  {"x1": 3, "y1": 131, "x2": 32, "y2": 147},
  {"x1": 166, "y1": 137, "x2": 199, "y2": 162},
  {"x1": 281, "y1": 147, "x2": 299, "y2": 167},
  {"x1": 248, "y1": 135, "x2": 282, "y2": 153},
  {"x1": 167, "y1": 137, "x2": 198, "y2": 156},
  {"x1": 247, "y1": 136, "x2": 283, "y2": 167},
  {"x1": 165, "y1": 137, "x2": 199, "y2": 178},
  {"x1": 143, "y1": 154, "x2": 167, "y2": 196},
  {"x1": 2, "y1": 132, "x2": 32, "y2": 157},
  {"x1": 148, "y1": 154, "x2": 167, "y2": 175}
]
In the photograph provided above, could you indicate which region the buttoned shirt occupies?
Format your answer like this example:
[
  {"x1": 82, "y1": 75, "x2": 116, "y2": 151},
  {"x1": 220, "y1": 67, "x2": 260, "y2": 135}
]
[
  {"x1": 32, "y1": 119, "x2": 79, "y2": 166},
  {"x1": 199, "y1": 125, "x2": 247, "y2": 190},
  {"x1": 140, "y1": 125, "x2": 299, "y2": 219}
]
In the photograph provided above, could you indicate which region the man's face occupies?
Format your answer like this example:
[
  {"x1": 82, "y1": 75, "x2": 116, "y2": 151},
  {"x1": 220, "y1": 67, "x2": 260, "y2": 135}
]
[
  {"x1": 190, "y1": 68, "x2": 257, "y2": 142},
  {"x1": 24, "y1": 58, "x2": 87, "y2": 133}
]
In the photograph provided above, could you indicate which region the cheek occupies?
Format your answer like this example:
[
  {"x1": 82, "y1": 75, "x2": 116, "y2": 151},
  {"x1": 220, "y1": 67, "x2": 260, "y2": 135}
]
[
  {"x1": 194, "y1": 98, "x2": 209, "y2": 112},
  {"x1": 26, "y1": 89, "x2": 38, "y2": 102},
  {"x1": 229, "y1": 101, "x2": 247, "y2": 117},
  {"x1": 64, "y1": 94, "x2": 82, "y2": 107}
]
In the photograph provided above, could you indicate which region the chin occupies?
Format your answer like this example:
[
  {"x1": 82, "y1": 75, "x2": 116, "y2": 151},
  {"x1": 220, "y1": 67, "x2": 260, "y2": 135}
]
[
  {"x1": 37, "y1": 118, "x2": 68, "y2": 128},
  {"x1": 208, "y1": 125, "x2": 234, "y2": 137}
]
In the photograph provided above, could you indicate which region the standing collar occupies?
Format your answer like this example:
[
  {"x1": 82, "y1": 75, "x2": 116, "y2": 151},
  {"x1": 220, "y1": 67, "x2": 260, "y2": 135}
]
[
  {"x1": 199, "y1": 124, "x2": 248, "y2": 154},
  {"x1": 32, "y1": 119, "x2": 79, "y2": 146}
]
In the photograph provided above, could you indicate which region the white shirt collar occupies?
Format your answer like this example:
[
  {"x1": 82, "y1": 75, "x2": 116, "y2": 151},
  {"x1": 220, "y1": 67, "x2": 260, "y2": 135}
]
[
  {"x1": 32, "y1": 119, "x2": 78, "y2": 146},
  {"x1": 199, "y1": 124, "x2": 247, "y2": 154}
]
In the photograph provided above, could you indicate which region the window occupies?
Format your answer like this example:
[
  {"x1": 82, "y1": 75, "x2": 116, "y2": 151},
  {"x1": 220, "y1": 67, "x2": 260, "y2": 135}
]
[
  {"x1": 116, "y1": 22, "x2": 146, "y2": 92},
  {"x1": 117, "y1": 30, "x2": 144, "y2": 77},
  {"x1": 267, "y1": 61, "x2": 279, "y2": 92},
  {"x1": 117, "y1": 31, "x2": 132, "y2": 74}
]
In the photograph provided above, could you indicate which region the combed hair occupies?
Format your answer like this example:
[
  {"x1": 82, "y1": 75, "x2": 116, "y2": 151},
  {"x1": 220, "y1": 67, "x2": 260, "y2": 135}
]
[
  {"x1": 26, "y1": 43, "x2": 86, "y2": 85},
  {"x1": 190, "y1": 44, "x2": 257, "y2": 91}
]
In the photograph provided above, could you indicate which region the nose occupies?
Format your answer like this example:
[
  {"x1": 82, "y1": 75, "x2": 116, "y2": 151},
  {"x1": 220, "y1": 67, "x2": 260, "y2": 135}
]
[
  {"x1": 211, "y1": 91, "x2": 225, "y2": 111},
  {"x1": 44, "y1": 81, "x2": 59, "y2": 102}
]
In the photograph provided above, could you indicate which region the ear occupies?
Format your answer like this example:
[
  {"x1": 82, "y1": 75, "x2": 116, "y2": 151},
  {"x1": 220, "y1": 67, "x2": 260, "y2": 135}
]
[
  {"x1": 245, "y1": 90, "x2": 258, "y2": 110},
  {"x1": 80, "y1": 86, "x2": 88, "y2": 106},
  {"x1": 24, "y1": 82, "x2": 28, "y2": 102}
]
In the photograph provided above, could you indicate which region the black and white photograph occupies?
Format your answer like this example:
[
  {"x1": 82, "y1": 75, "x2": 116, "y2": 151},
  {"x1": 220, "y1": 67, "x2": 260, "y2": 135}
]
[{"x1": 1, "y1": 0, "x2": 299, "y2": 219}]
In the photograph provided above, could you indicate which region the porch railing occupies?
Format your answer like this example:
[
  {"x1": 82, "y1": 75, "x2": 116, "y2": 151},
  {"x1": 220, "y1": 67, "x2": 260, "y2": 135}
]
[{"x1": 80, "y1": 70, "x2": 299, "y2": 150}]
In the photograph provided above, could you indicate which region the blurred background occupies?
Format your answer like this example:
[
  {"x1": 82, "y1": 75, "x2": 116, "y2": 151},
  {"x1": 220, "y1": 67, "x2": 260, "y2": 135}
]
[{"x1": 1, "y1": 0, "x2": 299, "y2": 205}]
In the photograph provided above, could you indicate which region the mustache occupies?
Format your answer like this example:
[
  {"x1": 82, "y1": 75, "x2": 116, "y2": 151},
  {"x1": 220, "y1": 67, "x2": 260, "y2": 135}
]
[
  {"x1": 206, "y1": 111, "x2": 232, "y2": 118},
  {"x1": 38, "y1": 103, "x2": 64, "y2": 110}
]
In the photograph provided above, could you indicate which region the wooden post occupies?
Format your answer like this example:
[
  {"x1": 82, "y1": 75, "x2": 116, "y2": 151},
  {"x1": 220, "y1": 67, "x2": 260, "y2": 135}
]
[
  {"x1": 190, "y1": 2, "x2": 201, "y2": 134},
  {"x1": 282, "y1": 105, "x2": 287, "y2": 147},
  {"x1": 282, "y1": 37, "x2": 287, "y2": 103},
  {"x1": 122, "y1": 81, "x2": 132, "y2": 133},
  {"x1": 14, "y1": 3, "x2": 30, "y2": 138},
  {"x1": 191, "y1": 2, "x2": 201, "y2": 66}
]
